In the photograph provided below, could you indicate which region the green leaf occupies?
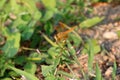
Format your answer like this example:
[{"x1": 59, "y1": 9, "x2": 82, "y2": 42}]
[
  {"x1": 68, "y1": 33, "x2": 81, "y2": 47},
  {"x1": 95, "y1": 63, "x2": 102, "y2": 80},
  {"x1": 9, "y1": 71, "x2": 20, "y2": 77},
  {"x1": 66, "y1": 40, "x2": 80, "y2": 65},
  {"x1": 24, "y1": 62, "x2": 37, "y2": 75},
  {"x1": 0, "y1": 78, "x2": 12, "y2": 80},
  {"x1": 7, "y1": 65, "x2": 39, "y2": 80},
  {"x1": 21, "y1": 27, "x2": 34, "y2": 41},
  {"x1": 44, "y1": 22, "x2": 53, "y2": 35},
  {"x1": 47, "y1": 47, "x2": 60, "y2": 58},
  {"x1": 33, "y1": 10, "x2": 42, "y2": 20},
  {"x1": 21, "y1": 13, "x2": 31, "y2": 21},
  {"x1": 82, "y1": 39, "x2": 100, "y2": 54},
  {"x1": 10, "y1": 0, "x2": 20, "y2": 14},
  {"x1": 112, "y1": 61, "x2": 117, "y2": 80},
  {"x1": 41, "y1": 65, "x2": 54, "y2": 77},
  {"x1": 79, "y1": 17, "x2": 104, "y2": 28},
  {"x1": 0, "y1": 0, "x2": 6, "y2": 8},
  {"x1": 42, "y1": 10, "x2": 54, "y2": 21},
  {"x1": 14, "y1": 56, "x2": 26, "y2": 65},
  {"x1": 42, "y1": 0, "x2": 56, "y2": 8},
  {"x1": 2, "y1": 32, "x2": 21, "y2": 58},
  {"x1": 0, "y1": 55, "x2": 7, "y2": 77},
  {"x1": 45, "y1": 58, "x2": 55, "y2": 64},
  {"x1": 45, "y1": 74, "x2": 56, "y2": 80},
  {"x1": 27, "y1": 52, "x2": 48, "y2": 63}
]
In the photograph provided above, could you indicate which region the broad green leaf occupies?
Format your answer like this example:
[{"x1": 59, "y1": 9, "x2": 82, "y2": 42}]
[
  {"x1": 41, "y1": 65, "x2": 54, "y2": 77},
  {"x1": 42, "y1": 0, "x2": 56, "y2": 8},
  {"x1": 7, "y1": 65, "x2": 39, "y2": 80},
  {"x1": 79, "y1": 17, "x2": 104, "y2": 28},
  {"x1": 24, "y1": 62, "x2": 37, "y2": 75},
  {"x1": 2, "y1": 32, "x2": 21, "y2": 58}
]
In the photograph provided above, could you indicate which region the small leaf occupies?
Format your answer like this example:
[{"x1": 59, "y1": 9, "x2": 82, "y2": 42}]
[
  {"x1": 82, "y1": 39, "x2": 100, "y2": 54},
  {"x1": 41, "y1": 10, "x2": 54, "y2": 21},
  {"x1": 14, "y1": 56, "x2": 26, "y2": 65},
  {"x1": 68, "y1": 33, "x2": 81, "y2": 47},
  {"x1": 34, "y1": 11, "x2": 42, "y2": 20},
  {"x1": 47, "y1": 47, "x2": 60, "y2": 58},
  {"x1": 42, "y1": 0, "x2": 56, "y2": 8},
  {"x1": 44, "y1": 22, "x2": 53, "y2": 35},
  {"x1": 41, "y1": 65, "x2": 54, "y2": 77},
  {"x1": 45, "y1": 74, "x2": 56, "y2": 80},
  {"x1": 21, "y1": 27, "x2": 34, "y2": 41},
  {"x1": 24, "y1": 62, "x2": 37, "y2": 75},
  {"x1": 21, "y1": 13, "x2": 31, "y2": 21},
  {"x1": 79, "y1": 17, "x2": 104, "y2": 28}
]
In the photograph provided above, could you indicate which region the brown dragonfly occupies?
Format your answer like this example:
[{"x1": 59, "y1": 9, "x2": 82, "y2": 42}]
[{"x1": 54, "y1": 22, "x2": 76, "y2": 42}]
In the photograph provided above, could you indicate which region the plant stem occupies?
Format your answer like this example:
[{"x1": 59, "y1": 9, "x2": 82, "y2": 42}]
[{"x1": 39, "y1": 31, "x2": 58, "y2": 47}]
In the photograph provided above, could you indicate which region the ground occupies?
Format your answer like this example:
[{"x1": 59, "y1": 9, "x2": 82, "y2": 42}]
[{"x1": 70, "y1": 3, "x2": 120, "y2": 80}]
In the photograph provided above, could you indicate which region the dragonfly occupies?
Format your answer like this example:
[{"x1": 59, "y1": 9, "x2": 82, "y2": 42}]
[{"x1": 54, "y1": 22, "x2": 76, "y2": 43}]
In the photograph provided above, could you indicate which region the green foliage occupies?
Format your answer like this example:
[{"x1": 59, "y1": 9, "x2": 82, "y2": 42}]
[
  {"x1": 0, "y1": 0, "x2": 106, "y2": 80},
  {"x1": 68, "y1": 33, "x2": 82, "y2": 47},
  {"x1": 7, "y1": 65, "x2": 39, "y2": 80},
  {"x1": 95, "y1": 63, "x2": 102, "y2": 80},
  {"x1": 79, "y1": 17, "x2": 104, "y2": 28},
  {"x1": 2, "y1": 31, "x2": 21, "y2": 58},
  {"x1": 42, "y1": 65, "x2": 54, "y2": 77},
  {"x1": 82, "y1": 39, "x2": 101, "y2": 54},
  {"x1": 42, "y1": 0, "x2": 56, "y2": 9},
  {"x1": 24, "y1": 62, "x2": 37, "y2": 75},
  {"x1": 44, "y1": 21, "x2": 54, "y2": 35},
  {"x1": 112, "y1": 61, "x2": 117, "y2": 80},
  {"x1": 84, "y1": 39, "x2": 95, "y2": 71}
]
